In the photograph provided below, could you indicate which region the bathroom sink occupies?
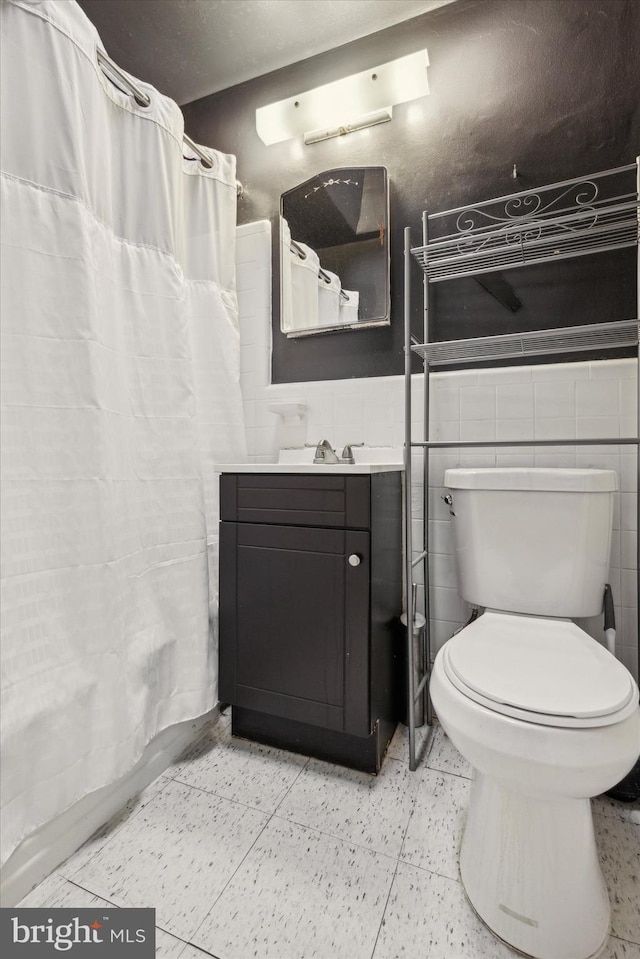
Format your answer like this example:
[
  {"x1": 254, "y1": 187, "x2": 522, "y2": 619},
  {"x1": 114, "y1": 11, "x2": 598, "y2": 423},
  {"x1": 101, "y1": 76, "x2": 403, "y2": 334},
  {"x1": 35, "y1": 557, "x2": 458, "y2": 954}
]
[{"x1": 218, "y1": 447, "x2": 403, "y2": 474}]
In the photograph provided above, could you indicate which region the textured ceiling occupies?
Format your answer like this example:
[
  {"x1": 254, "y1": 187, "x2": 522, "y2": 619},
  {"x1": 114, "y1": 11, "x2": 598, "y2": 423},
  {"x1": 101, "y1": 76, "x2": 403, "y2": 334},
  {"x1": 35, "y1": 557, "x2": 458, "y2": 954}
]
[{"x1": 76, "y1": 0, "x2": 456, "y2": 105}]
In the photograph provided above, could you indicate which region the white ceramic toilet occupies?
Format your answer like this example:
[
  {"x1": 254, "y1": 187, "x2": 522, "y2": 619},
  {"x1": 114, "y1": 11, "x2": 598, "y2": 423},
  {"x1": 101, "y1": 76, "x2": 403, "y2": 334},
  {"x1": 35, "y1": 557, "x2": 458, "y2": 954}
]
[{"x1": 430, "y1": 467, "x2": 640, "y2": 959}]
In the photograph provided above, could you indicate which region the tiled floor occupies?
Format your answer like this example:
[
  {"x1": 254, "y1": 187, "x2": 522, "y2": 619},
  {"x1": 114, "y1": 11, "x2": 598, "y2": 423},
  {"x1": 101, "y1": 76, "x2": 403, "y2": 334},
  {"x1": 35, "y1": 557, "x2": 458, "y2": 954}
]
[{"x1": 19, "y1": 715, "x2": 640, "y2": 959}]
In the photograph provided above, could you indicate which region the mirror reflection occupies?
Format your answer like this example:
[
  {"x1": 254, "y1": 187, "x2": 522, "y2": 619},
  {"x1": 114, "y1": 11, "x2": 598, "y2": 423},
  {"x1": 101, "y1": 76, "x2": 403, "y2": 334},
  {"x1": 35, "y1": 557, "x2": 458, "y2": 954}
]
[{"x1": 279, "y1": 166, "x2": 390, "y2": 336}]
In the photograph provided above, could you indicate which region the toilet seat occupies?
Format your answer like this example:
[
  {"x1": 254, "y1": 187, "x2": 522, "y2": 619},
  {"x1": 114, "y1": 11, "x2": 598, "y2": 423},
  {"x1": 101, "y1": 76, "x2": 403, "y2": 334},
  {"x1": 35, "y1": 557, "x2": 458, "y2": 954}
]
[{"x1": 443, "y1": 611, "x2": 638, "y2": 728}]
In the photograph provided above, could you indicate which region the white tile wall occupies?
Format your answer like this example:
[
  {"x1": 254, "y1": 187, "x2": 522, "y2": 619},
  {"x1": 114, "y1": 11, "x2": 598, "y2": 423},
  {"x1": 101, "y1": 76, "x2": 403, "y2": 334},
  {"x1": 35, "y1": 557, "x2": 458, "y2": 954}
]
[{"x1": 236, "y1": 222, "x2": 639, "y2": 681}]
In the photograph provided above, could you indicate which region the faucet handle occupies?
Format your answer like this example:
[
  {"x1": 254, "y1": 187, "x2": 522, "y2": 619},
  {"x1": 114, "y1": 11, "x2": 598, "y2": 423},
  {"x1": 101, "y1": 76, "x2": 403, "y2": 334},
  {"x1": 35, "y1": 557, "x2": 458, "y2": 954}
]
[{"x1": 340, "y1": 442, "x2": 364, "y2": 464}]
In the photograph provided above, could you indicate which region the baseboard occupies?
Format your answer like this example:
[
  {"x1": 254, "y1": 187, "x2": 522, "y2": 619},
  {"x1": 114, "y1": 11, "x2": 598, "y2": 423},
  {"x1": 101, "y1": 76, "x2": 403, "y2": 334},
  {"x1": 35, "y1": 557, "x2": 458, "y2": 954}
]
[{"x1": 0, "y1": 706, "x2": 219, "y2": 907}]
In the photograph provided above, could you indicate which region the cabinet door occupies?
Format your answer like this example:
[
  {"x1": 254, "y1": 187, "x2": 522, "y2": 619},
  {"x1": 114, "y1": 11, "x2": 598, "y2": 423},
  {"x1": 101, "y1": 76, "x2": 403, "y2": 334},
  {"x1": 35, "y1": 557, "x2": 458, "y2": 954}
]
[{"x1": 219, "y1": 522, "x2": 370, "y2": 735}]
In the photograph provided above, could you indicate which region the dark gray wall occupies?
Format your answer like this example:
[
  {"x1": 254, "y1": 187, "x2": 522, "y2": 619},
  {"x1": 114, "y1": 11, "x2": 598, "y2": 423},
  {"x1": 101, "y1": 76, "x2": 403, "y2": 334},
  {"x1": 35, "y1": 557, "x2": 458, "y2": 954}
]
[{"x1": 183, "y1": 0, "x2": 640, "y2": 383}]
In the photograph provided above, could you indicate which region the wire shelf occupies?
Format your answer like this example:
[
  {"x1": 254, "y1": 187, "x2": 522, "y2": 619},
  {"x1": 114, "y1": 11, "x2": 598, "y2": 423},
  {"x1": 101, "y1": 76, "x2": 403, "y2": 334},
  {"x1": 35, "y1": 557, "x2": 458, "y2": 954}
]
[
  {"x1": 411, "y1": 319, "x2": 639, "y2": 366},
  {"x1": 401, "y1": 161, "x2": 640, "y2": 773},
  {"x1": 411, "y1": 165, "x2": 639, "y2": 282}
]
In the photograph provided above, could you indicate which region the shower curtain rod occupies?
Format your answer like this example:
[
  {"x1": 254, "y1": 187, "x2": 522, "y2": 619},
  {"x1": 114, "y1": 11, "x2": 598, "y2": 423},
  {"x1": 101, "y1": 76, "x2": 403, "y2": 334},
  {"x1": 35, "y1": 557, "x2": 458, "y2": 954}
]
[
  {"x1": 96, "y1": 48, "x2": 244, "y2": 197},
  {"x1": 289, "y1": 238, "x2": 350, "y2": 301}
]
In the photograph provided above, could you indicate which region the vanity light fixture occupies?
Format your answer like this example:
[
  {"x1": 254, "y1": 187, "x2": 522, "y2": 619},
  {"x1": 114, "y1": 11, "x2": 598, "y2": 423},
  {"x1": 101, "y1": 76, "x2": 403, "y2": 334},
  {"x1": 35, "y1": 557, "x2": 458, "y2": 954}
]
[{"x1": 256, "y1": 49, "x2": 429, "y2": 146}]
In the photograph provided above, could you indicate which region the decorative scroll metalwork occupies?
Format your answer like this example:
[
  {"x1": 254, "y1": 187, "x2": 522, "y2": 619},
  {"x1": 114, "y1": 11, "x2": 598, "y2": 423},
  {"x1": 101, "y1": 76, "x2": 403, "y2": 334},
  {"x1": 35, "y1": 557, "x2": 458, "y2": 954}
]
[
  {"x1": 412, "y1": 165, "x2": 638, "y2": 282},
  {"x1": 454, "y1": 179, "x2": 600, "y2": 234}
]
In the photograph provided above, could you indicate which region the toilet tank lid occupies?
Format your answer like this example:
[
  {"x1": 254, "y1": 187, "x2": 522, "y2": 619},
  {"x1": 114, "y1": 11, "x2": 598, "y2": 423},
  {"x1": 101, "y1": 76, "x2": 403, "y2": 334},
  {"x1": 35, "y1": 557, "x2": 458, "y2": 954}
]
[{"x1": 444, "y1": 467, "x2": 618, "y2": 492}]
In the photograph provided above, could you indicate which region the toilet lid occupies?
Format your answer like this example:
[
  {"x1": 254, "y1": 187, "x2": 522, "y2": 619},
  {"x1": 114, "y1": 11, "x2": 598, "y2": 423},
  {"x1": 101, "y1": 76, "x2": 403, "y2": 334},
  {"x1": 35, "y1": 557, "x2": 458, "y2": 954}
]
[{"x1": 444, "y1": 612, "x2": 636, "y2": 727}]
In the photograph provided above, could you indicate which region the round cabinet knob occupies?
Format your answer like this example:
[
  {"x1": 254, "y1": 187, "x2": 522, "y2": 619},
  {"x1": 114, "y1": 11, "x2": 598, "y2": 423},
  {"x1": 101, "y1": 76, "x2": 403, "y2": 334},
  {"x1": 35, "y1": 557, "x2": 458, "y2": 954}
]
[{"x1": 348, "y1": 554, "x2": 361, "y2": 567}]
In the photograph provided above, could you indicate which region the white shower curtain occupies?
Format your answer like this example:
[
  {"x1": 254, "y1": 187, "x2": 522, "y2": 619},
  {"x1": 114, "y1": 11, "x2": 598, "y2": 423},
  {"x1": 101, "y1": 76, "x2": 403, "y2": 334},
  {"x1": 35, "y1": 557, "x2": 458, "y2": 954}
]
[{"x1": 0, "y1": 0, "x2": 246, "y2": 865}]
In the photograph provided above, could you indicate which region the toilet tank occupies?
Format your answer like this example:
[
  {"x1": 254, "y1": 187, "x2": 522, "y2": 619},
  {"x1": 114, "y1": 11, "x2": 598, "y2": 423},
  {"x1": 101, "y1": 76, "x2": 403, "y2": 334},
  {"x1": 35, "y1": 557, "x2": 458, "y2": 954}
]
[{"x1": 444, "y1": 468, "x2": 617, "y2": 618}]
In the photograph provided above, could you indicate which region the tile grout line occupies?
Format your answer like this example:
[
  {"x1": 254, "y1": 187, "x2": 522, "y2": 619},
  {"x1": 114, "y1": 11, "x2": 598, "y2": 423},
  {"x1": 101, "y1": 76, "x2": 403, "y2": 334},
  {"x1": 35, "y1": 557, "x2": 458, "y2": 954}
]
[
  {"x1": 427, "y1": 765, "x2": 473, "y2": 781},
  {"x1": 58, "y1": 775, "x2": 173, "y2": 882},
  {"x1": 396, "y1": 767, "x2": 424, "y2": 867},
  {"x1": 56, "y1": 764, "x2": 281, "y2": 947},
  {"x1": 268, "y1": 811, "x2": 406, "y2": 865},
  {"x1": 369, "y1": 857, "x2": 402, "y2": 959},
  {"x1": 261, "y1": 727, "x2": 439, "y2": 862},
  {"x1": 39, "y1": 716, "x2": 639, "y2": 955},
  {"x1": 57, "y1": 852, "x2": 226, "y2": 958},
  {"x1": 57, "y1": 876, "x2": 120, "y2": 906},
  {"x1": 165, "y1": 717, "x2": 310, "y2": 804},
  {"x1": 158, "y1": 925, "x2": 221, "y2": 959},
  {"x1": 157, "y1": 921, "x2": 222, "y2": 959},
  {"x1": 166, "y1": 772, "x2": 297, "y2": 815},
  {"x1": 270, "y1": 755, "x2": 311, "y2": 816},
  {"x1": 611, "y1": 933, "x2": 640, "y2": 948},
  {"x1": 181, "y1": 808, "x2": 275, "y2": 953},
  {"x1": 369, "y1": 761, "x2": 424, "y2": 959},
  {"x1": 395, "y1": 854, "x2": 466, "y2": 886},
  {"x1": 396, "y1": 733, "x2": 469, "y2": 886},
  {"x1": 176, "y1": 945, "x2": 221, "y2": 959},
  {"x1": 60, "y1": 723, "x2": 313, "y2": 948},
  {"x1": 178, "y1": 759, "x2": 314, "y2": 954}
]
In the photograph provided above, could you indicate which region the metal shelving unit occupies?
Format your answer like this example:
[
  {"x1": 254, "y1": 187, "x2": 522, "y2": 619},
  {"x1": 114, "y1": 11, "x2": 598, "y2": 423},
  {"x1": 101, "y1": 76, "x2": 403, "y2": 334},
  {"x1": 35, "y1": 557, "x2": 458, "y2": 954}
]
[{"x1": 403, "y1": 161, "x2": 640, "y2": 771}]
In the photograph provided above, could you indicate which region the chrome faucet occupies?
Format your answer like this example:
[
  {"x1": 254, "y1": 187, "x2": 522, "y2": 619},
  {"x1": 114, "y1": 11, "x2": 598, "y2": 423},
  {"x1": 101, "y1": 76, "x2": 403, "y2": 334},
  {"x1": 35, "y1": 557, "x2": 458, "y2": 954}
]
[{"x1": 313, "y1": 439, "x2": 339, "y2": 464}]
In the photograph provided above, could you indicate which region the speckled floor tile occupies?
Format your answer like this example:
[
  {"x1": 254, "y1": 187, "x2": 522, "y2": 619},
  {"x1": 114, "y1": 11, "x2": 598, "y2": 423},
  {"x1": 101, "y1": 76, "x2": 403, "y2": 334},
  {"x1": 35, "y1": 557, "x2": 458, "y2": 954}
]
[
  {"x1": 386, "y1": 721, "x2": 435, "y2": 765},
  {"x1": 426, "y1": 723, "x2": 473, "y2": 779},
  {"x1": 275, "y1": 755, "x2": 420, "y2": 858},
  {"x1": 18, "y1": 874, "x2": 117, "y2": 909},
  {"x1": 155, "y1": 929, "x2": 187, "y2": 959},
  {"x1": 70, "y1": 779, "x2": 268, "y2": 941},
  {"x1": 594, "y1": 813, "x2": 640, "y2": 944},
  {"x1": 176, "y1": 943, "x2": 219, "y2": 959},
  {"x1": 191, "y1": 816, "x2": 397, "y2": 959},
  {"x1": 372, "y1": 860, "x2": 516, "y2": 958},
  {"x1": 599, "y1": 936, "x2": 640, "y2": 959},
  {"x1": 156, "y1": 927, "x2": 217, "y2": 958},
  {"x1": 401, "y1": 768, "x2": 470, "y2": 881},
  {"x1": 15, "y1": 872, "x2": 67, "y2": 906},
  {"x1": 15, "y1": 720, "x2": 640, "y2": 959},
  {"x1": 593, "y1": 793, "x2": 640, "y2": 826},
  {"x1": 59, "y1": 775, "x2": 171, "y2": 879},
  {"x1": 168, "y1": 718, "x2": 307, "y2": 813}
]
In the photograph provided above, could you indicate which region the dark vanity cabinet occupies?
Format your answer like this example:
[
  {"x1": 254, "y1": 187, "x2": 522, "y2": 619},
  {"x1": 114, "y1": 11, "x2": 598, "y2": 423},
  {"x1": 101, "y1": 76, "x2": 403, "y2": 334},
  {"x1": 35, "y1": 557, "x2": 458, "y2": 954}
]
[{"x1": 219, "y1": 471, "x2": 402, "y2": 772}]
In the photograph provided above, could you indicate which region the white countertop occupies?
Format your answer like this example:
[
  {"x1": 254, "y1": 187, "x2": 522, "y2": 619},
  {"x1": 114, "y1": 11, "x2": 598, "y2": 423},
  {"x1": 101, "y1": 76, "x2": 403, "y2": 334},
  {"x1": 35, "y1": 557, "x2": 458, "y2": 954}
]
[
  {"x1": 217, "y1": 463, "x2": 403, "y2": 474},
  {"x1": 219, "y1": 447, "x2": 403, "y2": 474}
]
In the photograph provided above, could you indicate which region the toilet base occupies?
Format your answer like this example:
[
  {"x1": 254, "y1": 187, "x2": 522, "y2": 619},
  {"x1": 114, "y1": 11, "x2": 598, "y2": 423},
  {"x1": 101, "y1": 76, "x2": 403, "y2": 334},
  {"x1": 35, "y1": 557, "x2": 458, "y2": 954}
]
[{"x1": 460, "y1": 772, "x2": 610, "y2": 959}]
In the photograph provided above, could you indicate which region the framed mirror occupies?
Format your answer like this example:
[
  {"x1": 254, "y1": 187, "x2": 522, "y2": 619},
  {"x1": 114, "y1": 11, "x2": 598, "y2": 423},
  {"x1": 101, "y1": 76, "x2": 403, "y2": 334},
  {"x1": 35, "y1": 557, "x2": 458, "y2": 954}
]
[{"x1": 279, "y1": 166, "x2": 390, "y2": 337}]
